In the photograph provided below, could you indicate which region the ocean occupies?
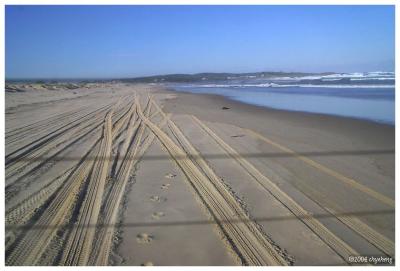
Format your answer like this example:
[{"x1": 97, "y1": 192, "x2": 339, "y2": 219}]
[{"x1": 167, "y1": 72, "x2": 395, "y2": 125}]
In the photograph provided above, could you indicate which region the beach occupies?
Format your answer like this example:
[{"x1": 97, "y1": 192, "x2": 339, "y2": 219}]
[{"x1": 5, "y1": 83, "x2": 395, "y2": 266}]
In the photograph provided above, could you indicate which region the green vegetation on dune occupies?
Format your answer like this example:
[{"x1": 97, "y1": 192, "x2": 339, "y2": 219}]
[
  {"x1": 5, "y1": 71, "x2": 337, "y2": 86},
  {"x1": 121, "y1": 71, "x2": 335, "y2": 83}
]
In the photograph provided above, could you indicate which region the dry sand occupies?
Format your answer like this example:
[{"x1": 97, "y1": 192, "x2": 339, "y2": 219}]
[{"x1": 5, "y1": 83, "x2": 394, "y2": 266}]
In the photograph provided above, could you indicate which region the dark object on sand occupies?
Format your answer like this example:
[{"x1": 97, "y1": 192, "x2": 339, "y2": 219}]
[
  {"x1": 231, "y1": 134, "x2": 245, "y2": 138},
  {"x1": 222, "y1": 106, "x2": 230, "y2": 110}
]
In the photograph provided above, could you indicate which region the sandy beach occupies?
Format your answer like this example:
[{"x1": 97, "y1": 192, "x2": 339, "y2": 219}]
[{"x1": 5, "y1": 83, "x2": 395, "y2": 266}]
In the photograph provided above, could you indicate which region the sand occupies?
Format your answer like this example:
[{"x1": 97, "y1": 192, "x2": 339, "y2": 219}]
[{"x1": 5, "y1": 83, "x2": 394, "y2": 266}]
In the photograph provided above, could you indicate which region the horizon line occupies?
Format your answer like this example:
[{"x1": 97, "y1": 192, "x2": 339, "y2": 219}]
[{"x1": 5, "y1": 70, "x2": 395, "y2": 82}]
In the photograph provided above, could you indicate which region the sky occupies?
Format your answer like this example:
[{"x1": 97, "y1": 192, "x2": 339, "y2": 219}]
[{"x1": 5, "y1": 5, "x2": 395, "y2": 79}]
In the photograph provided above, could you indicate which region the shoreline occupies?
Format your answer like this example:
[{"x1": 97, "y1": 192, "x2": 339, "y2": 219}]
[
  {"x1": 156, "y1": 85, "x2": 394, "y2": 264},
  {"x1": 159, "y1": 87, "x2": 395, "y2": 137},
  {"x1": 163, "y1": 86, "x2": 395, "y2": 127},
  {"x1": 158, "y1": 85, "x2": 394, "y2": 188}
]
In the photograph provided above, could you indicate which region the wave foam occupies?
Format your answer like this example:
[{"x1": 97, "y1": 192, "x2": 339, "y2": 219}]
[
  {"x1": 269, "y1": 71, "x2": 395, "y2": 82},
  {"x1": 183, "y1": 83, "x2": 394, "y2": 89}
]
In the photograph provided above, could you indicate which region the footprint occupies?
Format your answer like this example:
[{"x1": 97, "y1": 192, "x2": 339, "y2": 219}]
[
  {"x1": 150, "y1": 195, "x2": 167, "y2": 202},
  {"x1": 141, "y1": 261, "x2": 154, "y2": 266},
  {"x1": 161, "y1": 183, "x2": 170, "y2": 190},
  {"x1": 165, "y1": 173, "x2": 176, "y2": 179},
  {"x1": 136, "y1": 233, "x2": 154, "y2": 244},
  {"x1": 150, "y1": 195, "x2": 160, "y2": 202},
  {"x1": 152, "y1": 211, "x2": 165, "y2": 220}
]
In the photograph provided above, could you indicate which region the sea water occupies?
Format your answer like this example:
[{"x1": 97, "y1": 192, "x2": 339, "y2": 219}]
[{"x1": 168, "y1": 72, "x2": 395, "y2": 125}]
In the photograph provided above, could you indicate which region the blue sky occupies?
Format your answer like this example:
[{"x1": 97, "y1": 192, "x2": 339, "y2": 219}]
[{"x1": 5, "y1": 5, "x2": 395, "y2": 79}]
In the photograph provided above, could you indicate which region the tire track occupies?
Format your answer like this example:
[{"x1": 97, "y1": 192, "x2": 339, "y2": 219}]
[
  {"x1": 238, "y1": 128, "x2": 395, "y2": 257},
  {"x1": 110, "y1": 97, "x2": 138, "y2": 149},
  {"x1": 114, "y1": 98, "x2": 141, "y2": 171},
  {"x1": 6, "y1": 104, "x2": 88, "y2": 140},
  {"x1": 5, "y1": 101, "x2": 111, "y2": 159},
  {"x1": 266, "y1": 168, "x2": 395, "y2": 258},
  {"x1": 6, "y1": 101, "x2": 113, "y2": 167},
  {"x1": 5, "y1": 120, "x2": 105, "y2": 196},
  {"x1": 5, "y1": 167, "x2": 73, "y2": 227},
  {"x1": 327, "y1": 208, "x2": 394, "y2": 257},
  {"x1": 5, "y1": 98, "x2": 130, "y2": 191},
  {"x1": 111, "y1": 97, "x2": 136, "y2": 138},
  {"x1": 5, "y1": 105, "x2": 89, "y2": 145},
  {"x1": 112, "y1": 96, "x2": 151, "y2": 174},
  {"x1": 6, "y1": 141, "x2": 99, "y2": 266},
  {"x1": 6, "y1": 95, "x2": 126, "y2": 265},
  {"x1": 4, "y1": 121, "x2": 106, "y2": 204},
  {"x1": 137, "y1": 99, "x2": 288, "y2": 266},
  {"x1": 191, "y1": 116, "x2": 393, "y2": 259},
  {"x1": 93, "y1": 101, "x2": 146, "y2": 265},
  {"x1": 5, "y1": 111, "x2": 105, "y2": 186},
  {"x1": 60, "y1": 109, "x2": 114, "y2": 265},
  {"x1": 114, "y1": 102, "x2": 140, "y2": 176},
  {"x1": 5, "y1": 160, "x2": 90, "y2": 252},
  {"x1": 244, "y1": 129, "x2": 394, "y2": 208},
  {"x1": 93, "y1": 101, "x2": 169, "y2": 265},
  {"x1": 5, "y1": 168, "x2": 73, "y2": 251}
]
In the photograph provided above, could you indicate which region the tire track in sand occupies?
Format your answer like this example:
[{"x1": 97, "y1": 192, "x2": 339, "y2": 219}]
[
  {"x1": 245, "y1": 129, "x2": 394, "y2": 208},
  {"x1": 245, "y1": 129, "x2": 395, "y2": 257},
  {"x1": 5, "y1": 105, "x2": 89, "y2": 143},
  {"x1": 93, "y1": 102, "x2": 170, "y2": 265},
  {"x1": 5, "y1": 98, "x2": 129, "y2": 196},
  {"x1": 92, "y1": 99, "x2": 145, "y2": 265},
  {"x1": 6, "y1": 141, "x2": 99, "y2": 266},
  {"x1": 6, "y1": 102, "x2": 112, "y2": 165},
  {"x1": 188, "y1": 115, "x2": 359, "y2": 262},
  {"x1": 4, "y1": 101, "x2": 115, "y2": 189},
  {"x1": 5, "y1": 111, "x2": 105, "y2": 187},
  {"x1": 6, "y1": 95, "x2": 137, "y2": 265},
  {"x1": 5, "y1": 167, "x2": 73, "y2": 227},
  {"x1": 138, "y1": 98, "x2": 289, "y2": 266},
  {"x1": 5, "y1": 167, "x2": 73, "y2": 252},
  {"x1": 60, "y1": 109, "x2": 114, "y2": 265},
  {"x1": 242, "y1": 128, "x2": 394, "y2": 257},
  {"x1": 192, "y1": 116, "x2": 394, "y2": 259}
]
